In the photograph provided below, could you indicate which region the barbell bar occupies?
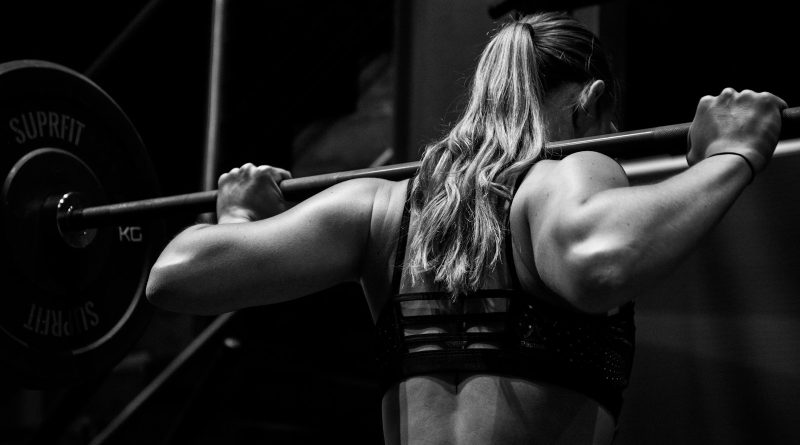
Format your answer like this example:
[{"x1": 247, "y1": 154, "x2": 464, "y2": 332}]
[{"x1": 60, "y1": 107, "x2": 800, "y2": 233}]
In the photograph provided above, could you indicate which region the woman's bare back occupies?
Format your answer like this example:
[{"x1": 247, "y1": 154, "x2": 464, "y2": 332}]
[{"x1": 360, "y1": 177, "x2": 616, "y2": 445}]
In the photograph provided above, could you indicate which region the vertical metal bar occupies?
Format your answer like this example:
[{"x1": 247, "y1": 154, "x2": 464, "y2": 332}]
[
  {"x1": 393, "y1": 0, "x2": 412, "y2": 162},
  {"x1": 199, "y1": 0, "x2": 228, "y2": 222}
]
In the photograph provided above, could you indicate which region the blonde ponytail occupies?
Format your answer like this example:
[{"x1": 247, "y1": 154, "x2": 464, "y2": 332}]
[{"x1": 407, "y1": 12, "x2": 618, "y2": 300}]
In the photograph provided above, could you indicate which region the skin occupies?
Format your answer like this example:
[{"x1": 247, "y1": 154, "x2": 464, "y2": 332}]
[{"x1": 146, "y1": 83, "x2": 786, "y2": 444}]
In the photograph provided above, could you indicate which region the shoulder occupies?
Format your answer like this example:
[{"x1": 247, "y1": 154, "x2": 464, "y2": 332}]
[
  {"x1": 556, "y1": 151, "x2": 628, "y2": 184},
  {"x1": 311, "y1": 176, "x2": 390, "y2": 200},
  {"x1": 300, "y1": 177, "x2": 396, "y2": 214},
  {"x1": 516, "y1": 151, "x2": 628, "y2": 204},
  {"x1": 304, "y1": 177, "x2": 408, "y2": 234},
  {"x1": 363, "y1": 178, "x2": 409, "y2": 241},
  {"x1": 319, "y1": 177, "x2": 406, "y2": 213},
  {"x1": 348, "y1": 179, "x2": 410, "y2": 301}
]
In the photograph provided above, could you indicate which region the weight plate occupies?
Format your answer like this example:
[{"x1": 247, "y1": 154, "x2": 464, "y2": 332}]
[{"x1": 0, "y1": 60, "x2": 161, "y2": 388}]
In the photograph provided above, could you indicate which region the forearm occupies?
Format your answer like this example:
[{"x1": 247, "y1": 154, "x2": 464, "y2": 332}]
[{"x1": 557, "y1": 154, "x2": 751, "y2": 310}]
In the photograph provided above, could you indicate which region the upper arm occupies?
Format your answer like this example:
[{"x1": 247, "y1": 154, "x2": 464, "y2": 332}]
[
  {"x1": 147, "y1": 178, "x2": 385, "y2": 314},
  {"x1": 527, "y1": 151, "x2": 629, "y2": 241},
  {"x1": 522, "y1": 151, "x2": 630, "y2": 308},
  {"x1": 522, "y1": 150, "x2": 752, "y2": 313}
]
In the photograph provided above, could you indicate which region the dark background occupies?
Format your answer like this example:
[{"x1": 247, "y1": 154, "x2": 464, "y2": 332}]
[{"x1": 1, "y1": 0, "x2": 799, "y2": 444}]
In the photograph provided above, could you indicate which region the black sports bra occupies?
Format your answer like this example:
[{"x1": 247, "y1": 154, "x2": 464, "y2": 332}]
[{"x1": 374, "y1": 179, "x2": 636, "y2": 419}]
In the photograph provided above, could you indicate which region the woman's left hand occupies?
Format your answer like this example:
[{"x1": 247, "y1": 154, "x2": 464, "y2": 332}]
[{"x1": 216, "y1": 163, "x2": 292, "y2": 224}]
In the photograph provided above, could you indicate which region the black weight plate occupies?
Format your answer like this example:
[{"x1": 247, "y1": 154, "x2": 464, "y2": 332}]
[{"x1": 0, "y1": 60, "x2": 161, "y2": 388}]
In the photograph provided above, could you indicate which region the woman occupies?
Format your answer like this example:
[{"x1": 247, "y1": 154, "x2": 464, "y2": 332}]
[{"x1": 146, "y1": 12, "x2": 786, "y2": 445}]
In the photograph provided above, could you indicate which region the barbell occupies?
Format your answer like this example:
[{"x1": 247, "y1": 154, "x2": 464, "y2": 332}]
[{"x1": 2, "y1": 59, "x2": 800, "y2": 389}]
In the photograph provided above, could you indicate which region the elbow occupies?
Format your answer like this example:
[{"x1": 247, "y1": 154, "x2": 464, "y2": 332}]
[
  {"x1": 145, "y1": 263, "x2": 178, "y2": 311},
  {"x1": 560, "y1": 242, "x2": 637, "y2": 314},
  {"x1": 145, "y1": 252, "x2": 205, "y2": 313},
  {"x1": 145, "y1": 251, "x2": 233, "y2": 316},
  {"x1": 145, "y1": 226, "x2": 214, "y2": 313},
  {"x1": 146, "y1": 263, "x2": 212, "y2": 314},
  {"x1": 569, "y1": 260, "x2": 631, "y2": 314},
  {"x1": 144, "y1": 224, "x2": 247, "y2": 316}
]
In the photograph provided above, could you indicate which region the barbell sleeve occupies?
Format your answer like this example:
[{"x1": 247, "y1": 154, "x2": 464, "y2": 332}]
[{"x1": 62, "y1": 106, "x2": 800, "y2": 231}]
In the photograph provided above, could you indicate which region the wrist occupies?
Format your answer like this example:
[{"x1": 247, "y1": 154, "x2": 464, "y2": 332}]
[
  {"x1": 216, "y1": 207, "x2": 256, "y2": 224},
  {"x1": 217, "y1": 215, "x2": 253, "y2": 224},
  {"x1": 706, "y1": 152, "x2": 755, "y2": 184}
]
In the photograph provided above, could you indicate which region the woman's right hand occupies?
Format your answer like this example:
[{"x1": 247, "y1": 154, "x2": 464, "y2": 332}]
[
  {"x1": 687, "y1": 88, "x2": 787, "y2": 178},
  {"x1": 216, "y1": 163, "x2": 292, "y2": 224}
]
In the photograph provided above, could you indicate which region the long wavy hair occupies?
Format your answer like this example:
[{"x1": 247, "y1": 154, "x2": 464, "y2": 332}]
[{"x1": 407, "y1": 12, "x2": 619, "y2": 300}]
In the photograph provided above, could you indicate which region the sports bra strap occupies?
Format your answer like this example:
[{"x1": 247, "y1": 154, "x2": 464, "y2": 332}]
[{"x1": 391, "y1": 179, "x2": 414, "y2": 295}]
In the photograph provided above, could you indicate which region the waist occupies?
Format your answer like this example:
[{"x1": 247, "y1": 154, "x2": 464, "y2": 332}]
[
  {"x1": 377, "y1": 347, "x2": 628, "y2": 419},
  {"x1": 381, "y1": 373, "x2": 616, "y2": 445},
  {"x1": 375, "y1": 295, "x2": 635, "y2": 419}
]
